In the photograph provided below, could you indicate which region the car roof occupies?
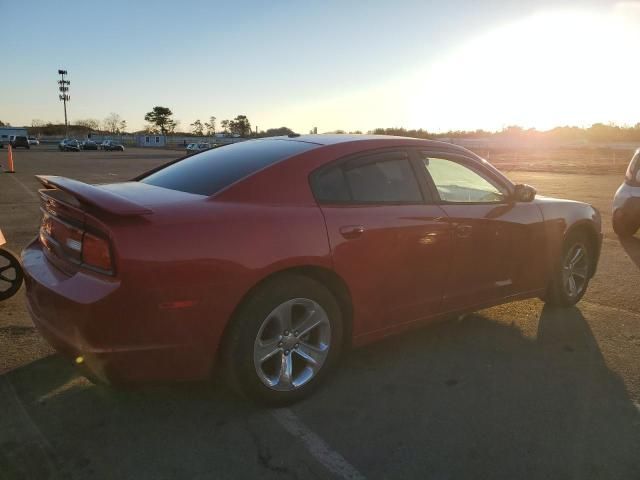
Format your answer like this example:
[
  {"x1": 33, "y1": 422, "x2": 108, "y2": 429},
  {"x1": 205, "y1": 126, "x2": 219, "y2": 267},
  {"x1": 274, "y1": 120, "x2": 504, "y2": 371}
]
[
  {"x1": 274, "y1": 134, "x2": 512, "y2": 188},
  {"x1": 263, "y1": 134, "x2": 471, "y2": 153}
]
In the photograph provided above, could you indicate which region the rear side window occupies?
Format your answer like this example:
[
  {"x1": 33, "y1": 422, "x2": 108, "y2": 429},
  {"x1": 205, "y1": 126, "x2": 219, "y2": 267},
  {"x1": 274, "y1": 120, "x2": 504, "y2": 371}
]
[
  {"x1": 311, "y1": 150, "x2": 423, "y2": 204},
  {"x1": 140, "y1": 139, "x2": 318, "y2": 196}
]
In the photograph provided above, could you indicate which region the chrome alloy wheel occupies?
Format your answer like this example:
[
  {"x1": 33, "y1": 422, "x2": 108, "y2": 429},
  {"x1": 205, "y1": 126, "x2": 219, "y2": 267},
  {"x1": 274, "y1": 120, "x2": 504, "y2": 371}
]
[
  {"x1": 562, "y1": 243, "x2": 589, "y2": 299},
  {"x1": 253, "y1": 298, "x2": 331, "y2": 391}
]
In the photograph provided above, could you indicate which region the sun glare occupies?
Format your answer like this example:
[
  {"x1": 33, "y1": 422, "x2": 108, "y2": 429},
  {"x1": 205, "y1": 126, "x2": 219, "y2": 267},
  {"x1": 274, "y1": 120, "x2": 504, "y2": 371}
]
[{"x1": 408, "y1": 5, "x2": 640, "y2": 132}]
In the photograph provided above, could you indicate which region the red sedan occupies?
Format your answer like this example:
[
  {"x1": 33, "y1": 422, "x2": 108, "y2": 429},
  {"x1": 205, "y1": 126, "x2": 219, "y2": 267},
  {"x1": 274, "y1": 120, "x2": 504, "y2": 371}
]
[{"x1": 22, "y1": 135, "x2": 602, "y2": 404}]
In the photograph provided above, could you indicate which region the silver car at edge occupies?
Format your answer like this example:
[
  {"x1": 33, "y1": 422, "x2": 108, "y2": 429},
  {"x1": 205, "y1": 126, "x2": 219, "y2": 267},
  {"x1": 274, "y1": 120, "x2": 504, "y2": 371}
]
[{"x1": 613, "y1": 148, "x2": 640, "y2": 237}]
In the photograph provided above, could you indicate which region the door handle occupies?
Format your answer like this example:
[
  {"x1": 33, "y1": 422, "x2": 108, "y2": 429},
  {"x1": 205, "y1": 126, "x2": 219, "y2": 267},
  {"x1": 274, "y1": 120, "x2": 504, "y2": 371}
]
[
  {"x1": 339, "y1": 225, "x2": 365, "y2": 239},
  {"x1": 455, "y1": 224, "x2": 473, "y2": 238}
]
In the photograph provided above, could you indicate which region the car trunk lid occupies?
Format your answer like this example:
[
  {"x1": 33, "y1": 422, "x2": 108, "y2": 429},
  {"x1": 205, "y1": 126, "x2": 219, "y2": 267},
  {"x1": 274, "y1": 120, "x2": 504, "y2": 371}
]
[{"x1": 36, "y1": 176, "x2": 204, "y2": 276}]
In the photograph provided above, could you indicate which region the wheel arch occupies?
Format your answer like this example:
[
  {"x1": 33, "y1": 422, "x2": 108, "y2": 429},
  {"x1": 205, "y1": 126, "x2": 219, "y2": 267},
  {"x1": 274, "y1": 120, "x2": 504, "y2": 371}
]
[
  {"x1": 564, "y1": 220, "x2": 601, "y2": 277},
  {"x1": 216, "y1": 265, "x2": 354, "y2": 364}
]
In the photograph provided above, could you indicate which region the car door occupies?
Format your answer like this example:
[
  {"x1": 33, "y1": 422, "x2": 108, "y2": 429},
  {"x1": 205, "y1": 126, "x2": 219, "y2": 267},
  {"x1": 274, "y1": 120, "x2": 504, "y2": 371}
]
[
  {"x1": 311, "y1": 148, "x2": 453, "y2": 337},
  {"x1": 416, "y1": 150, "x2": 545, "y2": 312}
]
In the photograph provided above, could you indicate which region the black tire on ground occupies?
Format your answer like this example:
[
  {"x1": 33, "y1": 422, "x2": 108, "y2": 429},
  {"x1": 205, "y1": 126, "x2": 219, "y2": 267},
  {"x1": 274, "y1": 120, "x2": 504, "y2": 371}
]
[
  {"x1": 543, "y1": 231, "x2": 593, "y2": 307},
  {"x1": 612, "y1": 209, "x2": 639, "y2": 238},
  {"x1": 0, "y1": 249, "x2": 24, "y2": 301},
  {"x1": 221, "y1": 273, "x2": 344, "y2": 406}
]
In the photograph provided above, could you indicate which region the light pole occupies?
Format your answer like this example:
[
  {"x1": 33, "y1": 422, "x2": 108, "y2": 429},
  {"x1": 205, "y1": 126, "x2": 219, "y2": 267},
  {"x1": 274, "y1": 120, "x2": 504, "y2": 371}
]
[{"x1": 58, "y1": 69, "x2": 70, "y2": 138}]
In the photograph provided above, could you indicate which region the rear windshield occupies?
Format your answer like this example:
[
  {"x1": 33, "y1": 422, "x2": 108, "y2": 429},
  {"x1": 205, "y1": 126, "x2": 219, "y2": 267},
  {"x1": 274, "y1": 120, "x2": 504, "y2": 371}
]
[{"x1": 140, "y1": 139, "x2": 318, "y2": 196}]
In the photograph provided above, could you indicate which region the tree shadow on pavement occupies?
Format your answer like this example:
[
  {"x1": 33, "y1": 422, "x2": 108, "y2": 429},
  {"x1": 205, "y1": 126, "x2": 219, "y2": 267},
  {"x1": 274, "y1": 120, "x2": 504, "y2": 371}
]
[
  {"x1": 1, "y1": 304, "x2": 639, "y2": 479},
  {"x1": 620, "y1": 235, "x2": 640, "y2": 270}
]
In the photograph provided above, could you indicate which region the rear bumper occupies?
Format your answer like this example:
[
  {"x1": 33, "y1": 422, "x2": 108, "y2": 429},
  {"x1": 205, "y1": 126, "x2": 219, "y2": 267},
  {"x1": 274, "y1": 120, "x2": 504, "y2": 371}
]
[
  {"x1": 613, "y1": 183, "x2": 640, "y2": 217},
  {"x1": 620, "y1": 197, "x2": 640, "y2": 218},
  {"x1": 22, "y1": 240, "x2": 212, "y2": 384}
]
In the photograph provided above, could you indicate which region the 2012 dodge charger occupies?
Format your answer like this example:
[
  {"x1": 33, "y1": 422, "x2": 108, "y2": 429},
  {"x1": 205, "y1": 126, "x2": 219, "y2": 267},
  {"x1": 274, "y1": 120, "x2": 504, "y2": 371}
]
[{"x1": 22, "y1": 135, "x2": 602, "y2": 404}]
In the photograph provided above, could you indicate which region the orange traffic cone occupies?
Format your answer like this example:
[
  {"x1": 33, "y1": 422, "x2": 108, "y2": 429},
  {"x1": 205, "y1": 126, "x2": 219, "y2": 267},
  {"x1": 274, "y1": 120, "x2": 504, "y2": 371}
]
[{"x1": 6, "y1": 144, "x2": 15, "y2": 173}]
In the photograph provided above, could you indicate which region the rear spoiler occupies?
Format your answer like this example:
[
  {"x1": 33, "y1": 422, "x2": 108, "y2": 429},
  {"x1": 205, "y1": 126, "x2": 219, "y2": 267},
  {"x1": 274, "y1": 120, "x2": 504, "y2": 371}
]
[{"x1": 36, "y1": 175, "x2": 152, "y2": 216}]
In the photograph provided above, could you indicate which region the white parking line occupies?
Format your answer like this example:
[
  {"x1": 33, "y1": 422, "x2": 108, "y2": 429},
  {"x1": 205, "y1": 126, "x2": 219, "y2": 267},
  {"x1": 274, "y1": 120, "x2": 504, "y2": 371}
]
[
  {"x1": 37, "y1": 376, "x2": 90, "y2": 403},
  {"x1": 271, "y1": 408, "x2": 366, "y2": 480},
  {"x1": 6, "y1": 173, "x2": 40, "y2": 201},
  {"x1": 0, "y1": 376, "x2": 59, "y2": 478}
]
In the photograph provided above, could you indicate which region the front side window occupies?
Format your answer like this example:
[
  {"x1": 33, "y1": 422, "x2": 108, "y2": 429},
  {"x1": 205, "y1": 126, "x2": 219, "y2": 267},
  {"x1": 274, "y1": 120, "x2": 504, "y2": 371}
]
[
  {"x1": 311, "y1": 151, "x2": 423, "y2": 204},
  {"x1": 422, "y1": 155, "x2": 506, "y2": 203}
]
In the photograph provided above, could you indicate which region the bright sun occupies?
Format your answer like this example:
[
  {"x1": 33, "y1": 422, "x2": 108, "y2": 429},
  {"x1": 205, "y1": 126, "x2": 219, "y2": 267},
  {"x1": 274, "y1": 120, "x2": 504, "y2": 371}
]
[
  {"x1": 265, "y1": 4, "x2": 640, "y2": 133},
  {"x1": 407, "y1": 5, "x2": 640, "y2": 131}
]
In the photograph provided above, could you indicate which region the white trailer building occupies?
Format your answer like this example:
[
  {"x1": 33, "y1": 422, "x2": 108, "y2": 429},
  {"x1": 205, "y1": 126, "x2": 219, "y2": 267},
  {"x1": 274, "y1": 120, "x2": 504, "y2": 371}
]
[{"x1": 0, "y1": 127, "x2": 28, "y2": 147}]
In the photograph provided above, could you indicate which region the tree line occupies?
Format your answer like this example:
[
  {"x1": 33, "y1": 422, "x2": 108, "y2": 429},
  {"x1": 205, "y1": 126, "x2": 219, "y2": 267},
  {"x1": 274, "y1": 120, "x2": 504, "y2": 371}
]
[
  {"x1": 145, "y1": 106, "x2": 299, "y2": 138},
  {"x1": 28, "y1": 114, "x2": 127, "y2": 136},
  {"x1": 14, "y1": 108, "x2": 640, "y2": 143},
  {"x1": 370, "y1": 124, "x2": 640, "y2": 143},
  {"x1": 145, "y1": 106, "x2": 253, "y2": 137}
]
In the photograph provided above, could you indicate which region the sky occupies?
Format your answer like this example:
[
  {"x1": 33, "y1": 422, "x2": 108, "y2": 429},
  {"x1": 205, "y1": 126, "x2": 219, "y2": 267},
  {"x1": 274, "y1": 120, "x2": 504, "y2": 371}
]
[{"x1": 1, "y1": 0, "x2": 639, "y2": 133}]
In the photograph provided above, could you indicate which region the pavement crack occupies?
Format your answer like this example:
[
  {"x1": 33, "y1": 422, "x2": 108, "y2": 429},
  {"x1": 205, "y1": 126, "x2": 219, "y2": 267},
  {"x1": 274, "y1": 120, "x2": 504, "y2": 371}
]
[
  {"x1": 245, "y1": 417, "x2": 295, "y2": 478},
  {"x1": 0, "y1": 325, "x2": 37, "y2": 335}
]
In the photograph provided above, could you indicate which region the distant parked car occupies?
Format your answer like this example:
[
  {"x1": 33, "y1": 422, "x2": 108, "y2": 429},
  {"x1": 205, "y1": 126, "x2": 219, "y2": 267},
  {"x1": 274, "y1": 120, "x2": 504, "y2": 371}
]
[
  {"x1": 28, "y1": 136, "x2": 39, "y2": 146},
  {"x1": 613, "y1": 148, "x2": 640, "y2": 237},
  {"x1": 186, "y1": 142, "x2": 210, "y2": 155},
  {"x1": 59, "y1": 139, "x2": 81, "y2": 152},
  {"x1": 81, "y1": 140, "x2": 99, "y2": 151},
  {"x1": 103, "y1": 140, "x2": 125, "y2": 151},
  {"x1": 10, "y1": 136, "x2": 30, "y2": 149}
]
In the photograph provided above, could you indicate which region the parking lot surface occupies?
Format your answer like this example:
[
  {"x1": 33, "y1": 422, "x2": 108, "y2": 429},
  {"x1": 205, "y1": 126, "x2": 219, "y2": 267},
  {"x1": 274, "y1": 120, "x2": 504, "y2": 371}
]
[{"x1": 1, "y1": 146, "x2": 639, "y2": 479}]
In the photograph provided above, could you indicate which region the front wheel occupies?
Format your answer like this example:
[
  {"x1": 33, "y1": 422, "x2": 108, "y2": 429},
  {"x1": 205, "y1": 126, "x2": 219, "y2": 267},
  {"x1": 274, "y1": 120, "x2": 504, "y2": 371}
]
[
  {"x1": 221, "y1": 274, "x2": 343, "y2": 406},
  {"x1": 543, "y1": 232, "x2": 593, "y2": 307},
  {"x1": 0, "y1": 249, "x2": 24, "y2": 301}
]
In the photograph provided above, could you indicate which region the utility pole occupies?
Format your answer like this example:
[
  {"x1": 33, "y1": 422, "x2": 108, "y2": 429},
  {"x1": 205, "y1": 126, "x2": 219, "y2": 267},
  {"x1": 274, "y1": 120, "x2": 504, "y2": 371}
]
[{"x1": 58, "y1": 69, "x2": 70, "y2": 138}]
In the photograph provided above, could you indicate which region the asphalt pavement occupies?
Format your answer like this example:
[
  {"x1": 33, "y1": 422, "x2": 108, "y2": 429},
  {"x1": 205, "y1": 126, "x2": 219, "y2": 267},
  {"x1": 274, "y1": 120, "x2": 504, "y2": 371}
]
[{"x1": 1, "y1": 146, "x2": 639, "y2": 479}]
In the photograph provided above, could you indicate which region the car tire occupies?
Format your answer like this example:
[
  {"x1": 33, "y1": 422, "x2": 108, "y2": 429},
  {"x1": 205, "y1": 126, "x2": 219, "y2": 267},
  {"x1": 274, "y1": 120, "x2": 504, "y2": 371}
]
[
  {"x1": 0, "y1": 249, "x2": 24, "y2": 301},
  {"x1": 221, "y1": 273, "x2": 344, "y2": 406},
  {"x1": 612, "y1": 209, "x2": 639, "y2": 238},
  {"x1": 543, "y1": 231, "x2": 593, "y2": 307}
]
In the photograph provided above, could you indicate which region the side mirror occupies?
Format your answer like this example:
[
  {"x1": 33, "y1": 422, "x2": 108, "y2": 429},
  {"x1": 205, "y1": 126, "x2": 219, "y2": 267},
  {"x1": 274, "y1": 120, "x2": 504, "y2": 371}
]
[{"x1": 513, "y1": 184, "x2": 536, "y2": 202}]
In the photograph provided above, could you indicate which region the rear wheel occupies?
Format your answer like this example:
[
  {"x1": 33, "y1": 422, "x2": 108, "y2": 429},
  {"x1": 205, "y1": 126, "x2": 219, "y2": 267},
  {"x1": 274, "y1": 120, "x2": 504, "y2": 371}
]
[
  {"x1": 544, "y1": 232, "x2": 593, "y2": 307},
  {"x1": 612, "y1": 209, "x2": 639, "y2": 238},
  {"x1": 222, "y1": 274, "x2": 343, "y2": 406},
  {"x1": 0, "y1": 249, "x2": 24, "y2": 301}
]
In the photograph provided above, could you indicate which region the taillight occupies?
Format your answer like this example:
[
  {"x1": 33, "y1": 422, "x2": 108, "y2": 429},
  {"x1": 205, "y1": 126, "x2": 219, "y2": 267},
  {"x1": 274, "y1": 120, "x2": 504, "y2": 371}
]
[
  {"x1": 82, "y1": 232, "x2": 112, "y2": 272},
  {"x1": 40, "y1": 213, "x2": 83, "y2": 262},
  {"x1": 40, "y1": 213, "x2": 114, "y2": 274}
]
